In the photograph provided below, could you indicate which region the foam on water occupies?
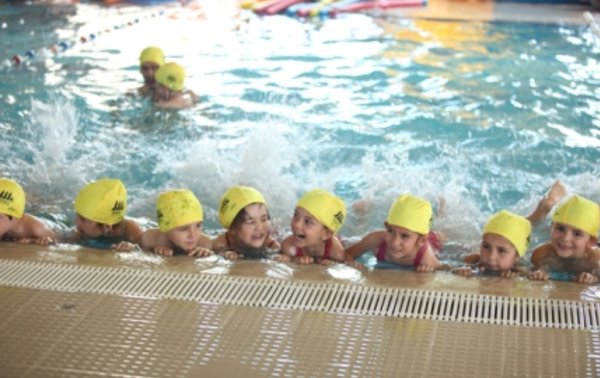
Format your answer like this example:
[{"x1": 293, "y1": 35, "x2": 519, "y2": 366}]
[{"x1": 1, "y1": 4, "x2": 600, "y2": 265}]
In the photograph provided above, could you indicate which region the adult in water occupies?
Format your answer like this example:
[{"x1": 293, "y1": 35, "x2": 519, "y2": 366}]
[
  {"x1": 153, "y1": 62, "x2": 198, "y2": 109},
  {"x1": 138, "y1": 46, "x2": 165, "y2": 96}
]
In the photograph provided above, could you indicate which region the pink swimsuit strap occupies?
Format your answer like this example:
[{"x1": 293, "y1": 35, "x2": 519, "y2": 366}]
[{"x1": 295, "y1": 238, "x2": 332, "y2": 259}]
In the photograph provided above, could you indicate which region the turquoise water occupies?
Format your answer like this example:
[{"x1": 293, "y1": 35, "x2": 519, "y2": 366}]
[{"x1": 1, "y1": 2, "x2": 600, "y2": 261}]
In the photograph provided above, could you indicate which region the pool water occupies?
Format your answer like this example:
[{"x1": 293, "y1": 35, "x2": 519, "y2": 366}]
[{"x1": 1, "y1": 2, "x2": 600, "y2": 264}]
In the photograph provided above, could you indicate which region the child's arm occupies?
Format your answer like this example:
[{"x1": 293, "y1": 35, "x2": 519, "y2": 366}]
[
  {"x1": 415, "y1": 247, "x2": 444, "y2": 273},
  {"x1": 319, "y1": 237, "x2": 346, "y2": 265},
  {"x1": 345, "y1": 231, "x2": 384, "y2": 260},
  {"x1": 138, "y1": 229, "x2": 174, "y2": 256},
  {"x1": 527, "y1": 181, "x2": 566, "y2": 225},
  {"x1": 265, "y1": 235, "x2": 280, "y2": 251},
  {"x1": 123, "y1": 218, "x2": 144, "y2": 243},
  {"x1": 15, "y1": 214, "x2": 57, "y2": 246},
  {"x1": 273, "y1": 236, "x2": 293, "y2": 262},
  {"x1": 186, "y1": 233, "x2": 214, "y2": 257},
  {"x1": 211, "y1": 233, "x2": 242, "y2": 260},
  {"x1": 112, "y1": 218, "x2": 145, "y2": 252},
  {"x1": 529, "y1": 243, "x2": 554, "y2": 281},
  {"x1": 452, "y1": 253, "x2": 480, "y2": 277}
]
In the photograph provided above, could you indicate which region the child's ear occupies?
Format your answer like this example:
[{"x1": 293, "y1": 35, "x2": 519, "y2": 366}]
[
  {"x1": 320, "y1": 228, "x2": 333, "y2": 241},
  {"x1": 416, "y1": 234, "x2": 427, "y2": 247},
  {"x1": 586, "y1": 236, "x2": 597, "y2": 248}
]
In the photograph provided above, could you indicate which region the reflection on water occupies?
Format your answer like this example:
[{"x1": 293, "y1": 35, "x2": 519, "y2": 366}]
[
  {"x1": 327, "y1": 263, "x2": 365, "y2": 283},
  {"x1": 265, "y1": 260, "x2": 295, "y2": 280},
  {"x1": 116, "y1": 250, "x2": 163, "y2": 267}
]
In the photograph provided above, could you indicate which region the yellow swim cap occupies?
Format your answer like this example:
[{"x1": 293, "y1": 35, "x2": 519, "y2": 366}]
[
  {"x1": 296, "y1": 189, "x2": 346, "y2": 233},
  {"x1": 139, "y1": 46, "x2": 165, "y2": 65},
  {"x1": 386, "y1": 194, "x2": 432, "y2": 235},
  {"x1": 155, "y1": 62, "x2": 185, "y2": 92},
  {"x1": 75, "y1": 178, "x2": 127, "y2": 225},
  {"x1": 157, "y1": 189, "x2": 203, "y2": 232},
  {"x1": 552, "y1": 195, "x2": 600, "y2": 237},
  {"x1": 218, "y1": 186, "x2": 266, "y2": 229},
  {"x1": 0, "y1": 178, "x2": 25, "y2": 218},
  {"x1": 483, "y1": 210, "x2": 531, "y2": 257}
]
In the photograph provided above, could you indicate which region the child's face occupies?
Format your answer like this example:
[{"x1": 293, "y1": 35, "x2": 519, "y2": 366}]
[
  {"x1": 166, "y1": 221, "x2": 203, "y2": 252},
  {"x1": 290, "y1": 207, "x2": 332, "y2": 248},
  {"x1": 141, "y1": 62, "x2": 159, "y2": 85},
  {"x1": 75, "y1": 214, "x2": 112, "y2": 238},
  {"x1": 550, "y1": 222, "x2": 595, "y2": 258},
  {"x1": 233, "y1": 203, "x2": 270, "y2": 249},
  {"x1": 479, "y1": 233, "x2": 519, "y2": 271},
  {"x1": 0, "y1": 213, "x2": 15, "y2": 237},
  {"x1": 383, "y1": 222, "x2": 425, "y2": 258}
]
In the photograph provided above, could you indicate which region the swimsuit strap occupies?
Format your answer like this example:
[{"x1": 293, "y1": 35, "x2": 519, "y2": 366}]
[
  {"x1": 323, "y1": 238, "x2": 332, "y2": 260},
  {"x1": 413, "y1": 242, "x2": 428, "y2": 268},
  {"x1": 427, "y1": 230, "x2": 443, "y2": 252},
  {"x1": 376, "y1": 240, "x2": 387, "y2": 262},
  {"x1": 295, "y1": 238, "x2": 333, "y2": 259}
]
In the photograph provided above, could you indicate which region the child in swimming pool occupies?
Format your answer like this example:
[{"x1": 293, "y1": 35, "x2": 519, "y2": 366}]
[
  {"x1": 212, "y1": 186, "x2": 280, "y2": 260},
  {"x1": 345, "y1": 194, "x2": 444, "y2": 272},
  {"x1": 138, "y1": 189, "x2": 213, "y2": 257},
  {"x1": 277, "y1": 189, "x2": 346, "y2": 265},
  {"x1": 453, "y1": 181, "x2": 565, "y2": 278},
  {"x1": 453, "y1": 210, "x2": 531, "y2": 278},
  {"x1": 0, "y1": 178, "x2": 57, "y2": 245},
  {"x1": 138, "y1": 46, "x2": 164, "y2": 96},
  {"x1": 529, "y1": 195, "x2": 600, "y2": 284},
  {"x1": 71, "y1": 178, "x2": 143, "y2": 251},
  {"x1": 152, "y1": 62, "x2": 198, "y2": 109}
]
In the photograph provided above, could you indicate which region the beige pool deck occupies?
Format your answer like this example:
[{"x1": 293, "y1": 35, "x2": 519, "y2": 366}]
[
  {"x1": 2, "y1": 1, "x2": 600, "y2": 377},
  {"x1": 1, "y1": 239, "x2": 600, "y2": 377}
]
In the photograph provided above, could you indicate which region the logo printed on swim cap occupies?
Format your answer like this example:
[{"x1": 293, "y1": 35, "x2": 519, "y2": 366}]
[
  {"x1": 0, "y1": 191, "x2": 14, "y2": 203},
  {"x1": 112, "y1": 201, "x2": 124, "y2": 213},
  {"x1": 334, "y1": 211, "x2": 344, "y2": 225},
  {"x1": 296, "y1": 189, "x2": 346, "y2": 233},
  {"x1": 220, "y1": 198, "x2": 230, "y2": 212}
]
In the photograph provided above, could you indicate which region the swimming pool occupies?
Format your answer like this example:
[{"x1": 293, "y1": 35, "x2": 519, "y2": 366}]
[{"x1": 1, "y1": 2, "x2": 599, "y2": 262}]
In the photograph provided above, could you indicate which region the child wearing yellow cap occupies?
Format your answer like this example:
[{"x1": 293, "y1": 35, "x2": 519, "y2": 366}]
[
  {"x1": 454, "y1": 181, "x2": 565, "y2": 278},
  {"x1": 346, "y1": 194, "x2": 444, "y2": 272},
  {"x1": 138, "y1": 46, "x2": 165, "y2": 96},
  {"x1": 212, "y1": 186, "x2": 280, "y2": 260},
  {"x1": 138, "y1": 189, "x2": 213, "y2": 257},
  {"x1": 277, "y1": 189, "x2": 347, "y2": 264},
  {"x1": 72, "y1": 178, "x2": 143, "y2": 251},
  {"x1": 153, "y1": 62, "x2": 198, "y2": 109},
  {"x1": 530, "y1": 194, "x2": 600, "y2": 284},
  {"x1": 453, "y1": 210, "x2": 532, "y2": 278},
  {"x1": 0, "y1": 178, "x2": 57, "y2": 245}
]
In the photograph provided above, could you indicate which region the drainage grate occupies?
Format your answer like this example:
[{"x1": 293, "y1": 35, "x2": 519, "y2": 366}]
[{"x1": 0, "y1": 260, "x2": 598, "y2": 330}]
